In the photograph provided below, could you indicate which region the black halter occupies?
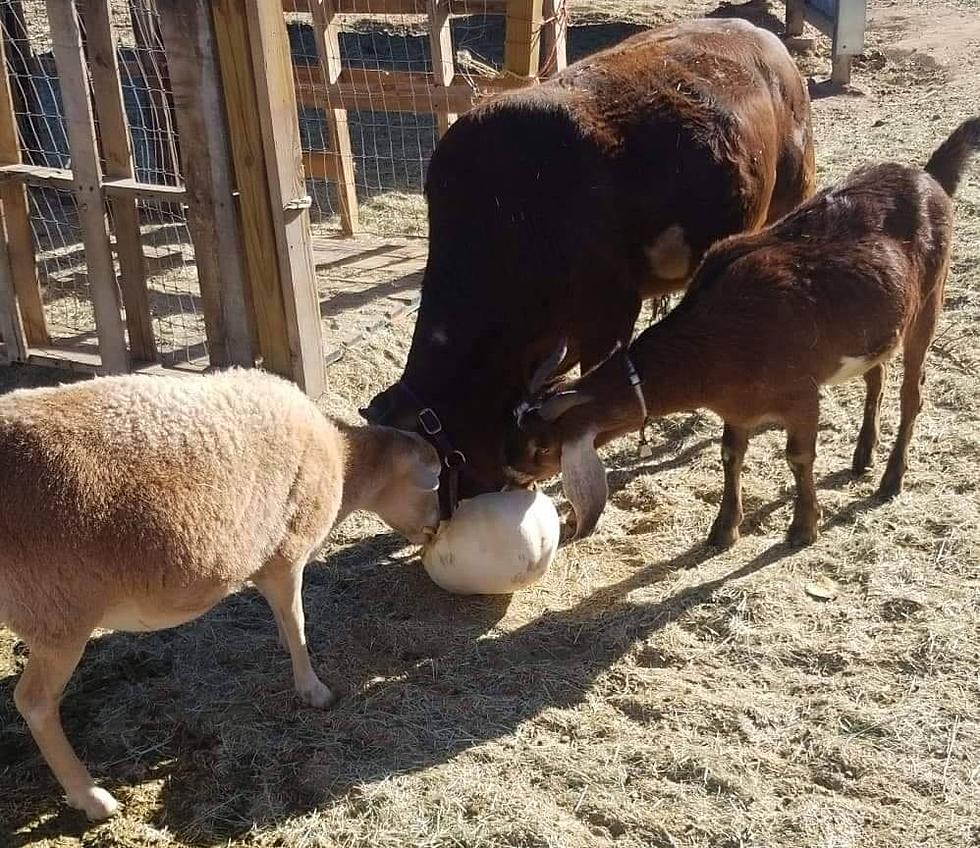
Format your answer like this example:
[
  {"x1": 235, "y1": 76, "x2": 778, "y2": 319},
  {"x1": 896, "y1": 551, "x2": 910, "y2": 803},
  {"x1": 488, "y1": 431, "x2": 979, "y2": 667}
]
[{"x1": 392, "y1": 382, "x2": 466, "y2": 521}]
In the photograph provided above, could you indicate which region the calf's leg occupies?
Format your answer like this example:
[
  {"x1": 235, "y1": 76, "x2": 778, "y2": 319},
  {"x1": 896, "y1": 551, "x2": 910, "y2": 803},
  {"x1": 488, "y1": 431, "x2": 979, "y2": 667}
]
[
  {"x1": 879, "y1": 297, "x2": 941, "y2": 499},
  {"x1": 852, "y1": 363, "x2": 887, "y2": 474},
  {"x1": 708, "y1": 424, "x2": 750, "y2": 549},
  {"x1": 784, "y1": 395, "x2": 821, "y2": 547},
  {"x1": 254, "y1": 554, "x2": 335, "y2": 709},
  {"x1": 14, "y1": 634, "x2": 119, "y2": 820}
]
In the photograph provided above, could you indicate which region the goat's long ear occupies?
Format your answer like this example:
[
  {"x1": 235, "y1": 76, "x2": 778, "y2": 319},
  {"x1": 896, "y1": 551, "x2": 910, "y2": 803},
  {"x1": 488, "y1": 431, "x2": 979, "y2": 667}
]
[
  {"x1": 539, "y1": 390, "x2": 591, "y2": 423},
  {"x1": 561, "y1": 428, "x2": 608, "y2": 540},
  {"x1": 528, "y1": 339, "x2": 568, "y2": 395}
]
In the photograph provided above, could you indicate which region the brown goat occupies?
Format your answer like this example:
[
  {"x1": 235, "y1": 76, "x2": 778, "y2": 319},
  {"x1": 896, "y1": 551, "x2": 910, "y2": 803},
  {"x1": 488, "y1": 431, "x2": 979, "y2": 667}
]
[
  {"x1": 506, "y1": 118, "x2": 980, "y2": 547},
  {"x1": 363, "y1": 17, "x2": 815, "y2": 508}
]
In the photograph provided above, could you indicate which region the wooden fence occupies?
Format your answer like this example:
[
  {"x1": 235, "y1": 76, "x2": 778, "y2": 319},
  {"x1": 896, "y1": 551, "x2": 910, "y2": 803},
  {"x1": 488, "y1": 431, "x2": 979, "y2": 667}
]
[{"x1": 0, "y1": 0, "x2": 565, "y2": 392}]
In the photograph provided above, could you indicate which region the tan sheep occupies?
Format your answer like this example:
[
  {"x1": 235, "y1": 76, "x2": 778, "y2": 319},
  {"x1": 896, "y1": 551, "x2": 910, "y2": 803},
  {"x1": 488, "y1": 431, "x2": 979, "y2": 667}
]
[{"x1": 0, "y1": 368, "x2": 441, "y2": 820}]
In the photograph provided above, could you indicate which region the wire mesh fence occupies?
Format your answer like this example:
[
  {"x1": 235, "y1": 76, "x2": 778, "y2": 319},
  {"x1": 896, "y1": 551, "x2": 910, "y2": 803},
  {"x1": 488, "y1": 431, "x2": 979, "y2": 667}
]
[
  {"x1": 286, "y1": 3, "x2": 515, "y2": 238},
  {"x1": 0, "y1": 0, "x2": 204, "y2": 363}
]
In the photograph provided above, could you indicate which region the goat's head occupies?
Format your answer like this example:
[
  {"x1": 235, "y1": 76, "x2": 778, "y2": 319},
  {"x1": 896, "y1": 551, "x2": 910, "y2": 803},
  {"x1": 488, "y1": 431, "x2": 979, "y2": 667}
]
[{"x1": 506, "y1": 340, "x2": 634, "y2": 541}]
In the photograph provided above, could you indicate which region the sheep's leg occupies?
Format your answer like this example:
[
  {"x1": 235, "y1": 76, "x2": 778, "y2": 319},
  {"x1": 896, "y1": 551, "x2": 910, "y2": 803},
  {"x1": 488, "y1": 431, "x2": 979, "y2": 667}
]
[
  {"x1": 879, "y1": 303, "x2": 938, "y2": 499},
  {"x1": 785, "y1": 399, "x2": 821, "y2": 547},
  {"x1": 14, "y1": 636, "x2": 120, "y2": 820},
  {"x1": 708, "y1": 423, "x2": 749, "y2": 549},
  {"x1": 254, "y1": 556, "x2": 335, "y2": 709},
  {"x1": 852, "y1": 363, "x2": 887, "y2": 474}
]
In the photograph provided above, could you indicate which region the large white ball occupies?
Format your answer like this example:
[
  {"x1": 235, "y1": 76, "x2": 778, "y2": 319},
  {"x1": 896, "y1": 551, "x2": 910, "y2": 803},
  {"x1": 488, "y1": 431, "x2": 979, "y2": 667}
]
[{"x1": 421, "y1": 489, "x2": 560, "y2": 595}]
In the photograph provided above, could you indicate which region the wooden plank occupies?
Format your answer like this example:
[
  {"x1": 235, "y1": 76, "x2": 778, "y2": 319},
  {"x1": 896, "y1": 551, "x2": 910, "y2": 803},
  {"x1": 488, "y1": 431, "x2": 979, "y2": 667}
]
[
  {"x1": 540, "y1": 0, "x2": 566, "y2": 76},
  {"x1": 46, "y1": 0, "x2": 128, "y2": 373},
  {"x1": 284, "y1": 0, "x2": 508, "y2": 14},
  {"x1": 26, "y1": 344, "x2": 207, "y2": 375},
  {"x1": 212, "y1": 0, "x2": 292, "y2": 378},
  {"x1": 79, "y1": 0, "x2": 155, "y2": 362},
  {"x1": 0, "y1": 198, "x2": 26, "y2": 362},
  {"x1": 504, "y1": 0, "x2": 544, "y2": 78},
  {"x1": 245, "y1": 0, "x2": 325, "y2": 395},
  {"x1": 156, "y1": 0, "x2": 254, "y2": 368},
  {"x1": 428, "y1": 0, "x2": 457, "y2": 136},
  {"x1": 295, "y1": 76, "x2": 485, "y2": 114},
  {"x1": 0, "y1": 163, "x2": 187, "y2": 201},
  {"x1": 303, "y1": 150, "x2": 340, "y2": 181},
  {"x1": 309, "y1": 0, "x2": 359, "y2": 234},
  {"x1": 0, "y1": 8, "x2": 49, "y2": 346}
]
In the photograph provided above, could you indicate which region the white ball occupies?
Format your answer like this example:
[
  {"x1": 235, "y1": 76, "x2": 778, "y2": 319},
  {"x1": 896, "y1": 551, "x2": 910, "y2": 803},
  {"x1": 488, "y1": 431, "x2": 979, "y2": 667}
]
[{"x1": 421, "y1": 489, "x2": 560, "y2": 595}]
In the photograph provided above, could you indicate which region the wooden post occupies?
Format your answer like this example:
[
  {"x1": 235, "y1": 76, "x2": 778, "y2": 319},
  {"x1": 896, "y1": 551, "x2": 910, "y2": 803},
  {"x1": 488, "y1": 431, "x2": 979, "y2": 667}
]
[
  {"x1": 785, "y1": 0, "x2": 805, "y2": 37},
  {"x1": 46, "y1": 0, "x2": 128, "y2": 372},
  {"x1": 244, "y1": 0, "x2": 324, "y2": 395},
  {"x1": 310, "y1": 0, "x2": 359, "y2": 235},
  {"x1": 213, "y1": 0, "x2": 324, "y2": 394},
  {"x1": 504, "y1": 0, "x2": 544, "y2": 78},
  {"x1": 0, "y1": 207, "x2": 26, "y2": 362},
  {"x1": 0, "y1": 6, "x2": 48, "y2": 346},
  {"x1": 156, "y1": 0, "x2": 254, "y2": 368},
  {"x1": 427, "y1": 0, "x2": 457, "y2": 136},
  {"x1": 78, "y1": 0, "x2": 156, "y2": 362},
  {"x1": 540, "y1": 0, "x2": 566, "y2": 77}
]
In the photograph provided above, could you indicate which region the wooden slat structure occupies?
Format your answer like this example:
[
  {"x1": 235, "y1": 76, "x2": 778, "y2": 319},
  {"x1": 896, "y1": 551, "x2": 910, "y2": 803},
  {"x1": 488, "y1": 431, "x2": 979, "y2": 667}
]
[
  {"x1": 0, "y1": 0, "x2": 561, "y2": 394},
  {"x1": 79, "y1": 0, "x2": 155, "y2": 362},
  {"x1": 46, "y1": 0, "x2": 129, "y2": 373},
  {"x1": 286, "y1": 0, "x2": 565, "y2": 234}
]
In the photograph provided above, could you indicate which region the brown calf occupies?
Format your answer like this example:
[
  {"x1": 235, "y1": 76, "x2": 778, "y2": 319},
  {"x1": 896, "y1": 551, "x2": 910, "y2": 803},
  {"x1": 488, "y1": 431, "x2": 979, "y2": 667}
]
[{"x1": 507, "y1": 118, "x2": 980, "y2": 547}]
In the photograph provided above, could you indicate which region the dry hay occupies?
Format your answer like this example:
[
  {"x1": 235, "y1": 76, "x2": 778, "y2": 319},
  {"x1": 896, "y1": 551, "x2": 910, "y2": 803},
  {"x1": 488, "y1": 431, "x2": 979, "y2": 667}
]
[{"x1": 2, "y1": 1, "x2": 980, "y2": 846}]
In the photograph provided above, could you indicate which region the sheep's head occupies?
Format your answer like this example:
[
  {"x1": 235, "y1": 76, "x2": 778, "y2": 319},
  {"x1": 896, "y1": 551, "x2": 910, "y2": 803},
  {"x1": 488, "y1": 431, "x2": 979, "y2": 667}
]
[{"x1": 371, "y1": 429, "x2": 442, "y2": 544}]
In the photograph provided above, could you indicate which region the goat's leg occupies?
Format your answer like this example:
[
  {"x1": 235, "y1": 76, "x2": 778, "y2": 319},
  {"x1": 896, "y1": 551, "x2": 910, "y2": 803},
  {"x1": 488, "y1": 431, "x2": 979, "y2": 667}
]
[
  {"x1": 852, "y1": 363, "x2": 887, "y2": 474},
  {"x1": 14, "y1": 635, "x2": 120, "y2": 820},
  {"x1": 707, "y1": 424, "x2": 749, "y2": 549},
  {"x1": 785, "y1": 400, "x2": 821, "y2": 547},
  {"x1": 254, "y1": 555, "x2": 335, "y2": 709},
  {"x1": 879, "y1": 303, "x2": 938, "y2": 499}
]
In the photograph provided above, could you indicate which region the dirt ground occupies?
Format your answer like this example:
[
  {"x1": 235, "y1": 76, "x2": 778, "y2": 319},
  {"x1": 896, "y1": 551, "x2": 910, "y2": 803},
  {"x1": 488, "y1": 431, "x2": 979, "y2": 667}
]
[{"x1": 2, "y1": 0, "x2": 980, "y2": 846}]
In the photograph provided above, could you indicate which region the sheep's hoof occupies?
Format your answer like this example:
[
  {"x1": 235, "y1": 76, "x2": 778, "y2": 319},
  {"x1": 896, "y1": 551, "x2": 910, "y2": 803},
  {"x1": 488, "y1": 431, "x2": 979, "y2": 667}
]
[
  {"x1": 298, "y1": 679, "x2": 337, "y2": 710},
  {"x1": 786, "y1": 523, "x2": 818, "y2": 548},
  {"x1": 69, "y1": 786, "x2": 120, "y2": 821},
  {"x1": 707, "y1": 523, "x2": 739, "y2": 550}
]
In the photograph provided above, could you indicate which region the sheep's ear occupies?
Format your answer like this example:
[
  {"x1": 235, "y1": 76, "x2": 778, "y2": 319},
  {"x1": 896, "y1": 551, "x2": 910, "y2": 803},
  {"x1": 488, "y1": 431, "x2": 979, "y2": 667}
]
[
  {"x1": 561, "y1": 428, "x2": 608, "y2": 540},
  {"x1": 528, "y1": 339, "x2": 568, "y2": 394},
  {"x1": 411, "y1": 462, "x2": 441, "y2": 491},
  {"x1": 538, "y1": 390, "x2": 591, "y2": 423}
]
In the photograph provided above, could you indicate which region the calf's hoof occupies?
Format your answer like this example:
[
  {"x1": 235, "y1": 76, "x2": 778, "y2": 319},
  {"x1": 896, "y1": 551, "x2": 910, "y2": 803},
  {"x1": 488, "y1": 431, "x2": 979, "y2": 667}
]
[
  {"x1": 851, "y1": 445, "x2": 873, "y2": 476},
  {"x1": 876, "y1": 476, "x2": 903, "y2": 501},
  {"x1": 787, "y1": 522, "x2": 818, "y2": 548},
  {"x1": 298, "y1": 678, "x2": 337, "y2": 710},
  {"x1": 707, "y1": 522, "x2": 740, "y2": 550},
  {"x1": 69, "y1": 786, "x2": 121, "y2": 821}
]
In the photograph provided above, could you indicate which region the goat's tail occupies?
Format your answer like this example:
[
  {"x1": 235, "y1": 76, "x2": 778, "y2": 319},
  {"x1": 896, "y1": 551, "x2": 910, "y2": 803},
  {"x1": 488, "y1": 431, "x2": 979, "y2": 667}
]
[{"x1": 924, "y1": 117, "x2": 980, "y2": 196}]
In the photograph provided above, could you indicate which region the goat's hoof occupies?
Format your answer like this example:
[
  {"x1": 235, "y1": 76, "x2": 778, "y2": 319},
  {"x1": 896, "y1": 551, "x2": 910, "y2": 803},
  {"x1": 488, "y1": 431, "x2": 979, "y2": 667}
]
[
  {"x1": 707, "y1": 524, "x2": 739, "y2": 550},
  {"x1": 298, "y1": 679, "x2": 337, "y2": 710},
  {"x1": 787, "y1": 524, "x2": 818, "y2": 548},
  {"x1": 876, "y1": 478, "x2": 903, "y2": 501},
  {"x1": 851, "y1": 451, "x2": 873, "y2": 476},
  {"x1": 69, "y1": 786, "x2": 121, "y2": 821}
]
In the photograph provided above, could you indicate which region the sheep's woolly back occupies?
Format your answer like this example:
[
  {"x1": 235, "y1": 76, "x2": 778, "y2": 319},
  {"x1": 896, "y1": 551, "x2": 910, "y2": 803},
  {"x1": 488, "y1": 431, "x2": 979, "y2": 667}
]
[{"x1": 0, "y1": 369, "x2": 345, "y2": 643}]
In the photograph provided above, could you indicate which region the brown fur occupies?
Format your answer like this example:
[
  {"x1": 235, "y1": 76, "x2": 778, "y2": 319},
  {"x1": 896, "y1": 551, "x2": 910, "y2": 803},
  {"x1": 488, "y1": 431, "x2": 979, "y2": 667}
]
[
  {"x1": 507, "y1": 119, "x2": 980, "y2": 547},
  {"x1": 363, "y1": 17, "x2": 815, "y2": 496},
  {"x1": 0, "y1": 369, "x2": 440, "y2": 819}
]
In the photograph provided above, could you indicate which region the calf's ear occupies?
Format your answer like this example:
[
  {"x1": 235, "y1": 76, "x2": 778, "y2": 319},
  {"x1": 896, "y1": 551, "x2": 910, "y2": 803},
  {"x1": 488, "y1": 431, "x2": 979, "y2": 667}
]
[{"x1": 560, "y1": 428, "x2": 608, "y2": 540}]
